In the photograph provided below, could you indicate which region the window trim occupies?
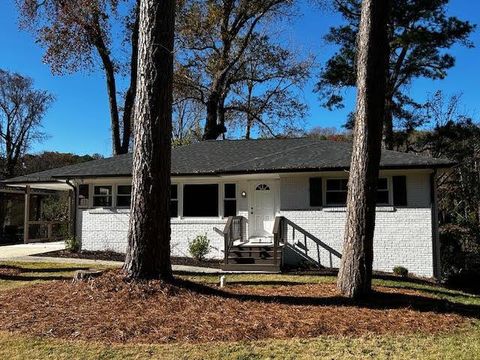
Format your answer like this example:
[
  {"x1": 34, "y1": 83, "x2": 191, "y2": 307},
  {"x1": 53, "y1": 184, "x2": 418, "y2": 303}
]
[
  {"x1": 171, "y1": 183, "x2": 179, "y2": 218},
  {"x1": 115, "y1": 184, "x2": 132, "y2": 208},
  {"x1": 376, "y1": 178, "x2": 390, "y2": 206},
  {"x1": 223, "y1": 183, "x2": 237, "y2": 218},
  {"x1": 324, "y1": 178, "x2": 349, "y2": 206},
  {"x1": 324, "y1": 177, "x2": 392, "y2": 207},
  {"x1": 92, "y1": 185, "x2": 113, "y2": 208}
]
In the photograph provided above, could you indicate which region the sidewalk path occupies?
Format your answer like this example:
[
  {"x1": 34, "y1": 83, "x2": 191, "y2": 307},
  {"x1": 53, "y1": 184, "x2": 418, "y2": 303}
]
[{"x1": 0, "y1": 241, "x2": 65, "y2": 260}]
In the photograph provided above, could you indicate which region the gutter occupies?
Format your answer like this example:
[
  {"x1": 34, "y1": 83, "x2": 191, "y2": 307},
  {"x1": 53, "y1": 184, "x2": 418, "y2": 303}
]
[
  {"x1": 42, "y1": 163, "x2": 456, "y2": 180},
  {"x1": 65, "y1": 179, "x2": 77, "y2": 240}
]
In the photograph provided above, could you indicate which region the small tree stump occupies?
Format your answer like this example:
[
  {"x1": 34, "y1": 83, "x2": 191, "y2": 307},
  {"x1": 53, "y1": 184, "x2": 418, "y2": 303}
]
[{"x1": 73, "y1": 269, "x2": 103, "y2": 282}]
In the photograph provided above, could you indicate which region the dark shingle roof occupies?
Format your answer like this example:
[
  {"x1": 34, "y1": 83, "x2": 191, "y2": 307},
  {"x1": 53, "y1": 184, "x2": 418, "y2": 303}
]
[{"x1": 3, "y1": 138, "x2": 454, "y2": 183}]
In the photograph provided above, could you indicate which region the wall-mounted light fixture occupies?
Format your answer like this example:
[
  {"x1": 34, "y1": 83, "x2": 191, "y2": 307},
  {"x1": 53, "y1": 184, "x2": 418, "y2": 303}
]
[{"x1": 241, "y1": 191, "x2": 247, "y2": 198}]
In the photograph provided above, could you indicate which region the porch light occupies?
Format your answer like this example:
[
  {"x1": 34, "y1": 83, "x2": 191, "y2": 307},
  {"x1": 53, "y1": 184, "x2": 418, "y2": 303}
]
[{"x1": 241, "y1": 191, "x2": 247, "y2": 198}]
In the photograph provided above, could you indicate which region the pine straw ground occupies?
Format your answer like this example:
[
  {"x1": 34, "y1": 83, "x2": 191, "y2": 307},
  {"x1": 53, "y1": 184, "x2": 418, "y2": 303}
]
[{"x1": 0, "y1": 268, "x2": 476, "y2": 345}]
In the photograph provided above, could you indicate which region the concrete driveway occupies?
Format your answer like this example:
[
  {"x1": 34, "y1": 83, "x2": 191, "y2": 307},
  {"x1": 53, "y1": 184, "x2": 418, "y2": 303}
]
[{"x1": 0, "y1": 241, "x2": 65, "y2": 260}]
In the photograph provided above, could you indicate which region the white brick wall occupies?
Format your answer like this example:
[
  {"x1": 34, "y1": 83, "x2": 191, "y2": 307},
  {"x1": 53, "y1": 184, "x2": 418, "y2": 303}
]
[
  {"x1": 78, "y1": 209, "x2": 226, "y2": 259},
  {"x1": 279, "y1": 171, "x2": 435, "y2": 277},
  {"x1": 76, "y1": 170, "x2": 436, "y2": 277},
  {"x1": 280, "y1": 208, "x2": 433, "y2": 277}
]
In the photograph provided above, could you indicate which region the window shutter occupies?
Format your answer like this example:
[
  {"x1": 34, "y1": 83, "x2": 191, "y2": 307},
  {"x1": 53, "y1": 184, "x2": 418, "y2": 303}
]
[
  {"x1": 309, "y1": 177, "x2": 322, "y2": 207},
  {"x1": 393, "y1": 176, "x2": 407, "y2": 206}
]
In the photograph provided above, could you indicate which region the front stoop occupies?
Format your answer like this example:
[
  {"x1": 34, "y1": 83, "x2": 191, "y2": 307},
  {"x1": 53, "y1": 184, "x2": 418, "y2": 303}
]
[{"x1": 222, "y1": 244, "x2": 282, "y2": 272}]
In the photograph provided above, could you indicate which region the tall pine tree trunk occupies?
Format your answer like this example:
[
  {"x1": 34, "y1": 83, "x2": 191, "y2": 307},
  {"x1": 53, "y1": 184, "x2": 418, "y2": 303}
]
[
  {"x1": 337, "y1": 0, "x2": 391, "y2": 299},
  {"x1": 124, "y1": 0, "x2": 175, "y2": 280}
]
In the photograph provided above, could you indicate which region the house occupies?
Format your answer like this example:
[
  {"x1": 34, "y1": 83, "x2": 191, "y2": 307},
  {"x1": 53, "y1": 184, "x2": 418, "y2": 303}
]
[{"x1": 3, "y1": 138, "x2": 454, "y2": 277}]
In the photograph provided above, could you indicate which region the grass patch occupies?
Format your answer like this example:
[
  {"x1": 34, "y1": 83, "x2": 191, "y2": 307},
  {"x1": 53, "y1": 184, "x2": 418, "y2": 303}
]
[
  {"x1": 0, "y1": 326, "x2": 479, "y2": 359},
  {"x1": 0, "y1": 261, "x2": 113, "y2": 291}
]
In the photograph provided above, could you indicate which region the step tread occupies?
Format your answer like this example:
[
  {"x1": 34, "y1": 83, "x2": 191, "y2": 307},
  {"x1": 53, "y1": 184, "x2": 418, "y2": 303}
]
[
  {"x1": 222, "y1": 264, "x2": 281, "y2": 272},
  {"x1": 227, "y1": 258, "x2": 278, "y2": 264}
]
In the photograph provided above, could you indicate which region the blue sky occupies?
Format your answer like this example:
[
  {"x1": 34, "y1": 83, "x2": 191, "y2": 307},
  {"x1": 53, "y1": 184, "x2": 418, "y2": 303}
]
[{"x1": 0, "y1": 0, "x2": 478, "y2": 157}]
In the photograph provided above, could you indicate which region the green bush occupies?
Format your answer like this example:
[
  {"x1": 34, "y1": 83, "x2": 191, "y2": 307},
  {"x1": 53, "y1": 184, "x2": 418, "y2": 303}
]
[
  {"x1": 393, "y1": 266, "x2": 408, "y2": 277},
  {"x1": 188, "y1": 234, "x2": 210, "y2": 261},
  {"x1": 65, "y1": 237, "x2": 80, "y2": 253}
]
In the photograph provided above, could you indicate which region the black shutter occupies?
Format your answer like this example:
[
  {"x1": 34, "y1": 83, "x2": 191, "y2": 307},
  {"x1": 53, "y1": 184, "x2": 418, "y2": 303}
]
[
  {"x1": 309, "y1": 177, "x2": 322, "y2": 207},
  {"x1": 393, "y1": 176, "x2": 407, "y2": 206}
]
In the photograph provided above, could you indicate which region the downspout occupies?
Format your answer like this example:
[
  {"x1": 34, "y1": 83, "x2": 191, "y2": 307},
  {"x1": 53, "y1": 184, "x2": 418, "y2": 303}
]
[
  {"x1": 65, "y1": 179, "x2": 77, "y2": 240},
  {"x1": 430, "y1": 169, "x2": 441, "y2": 281}
]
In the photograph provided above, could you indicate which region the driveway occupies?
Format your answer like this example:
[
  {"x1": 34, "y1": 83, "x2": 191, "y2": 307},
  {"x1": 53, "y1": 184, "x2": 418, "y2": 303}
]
[{"x1": 0, "y1": 241, "x2": 65, "y2": 260}]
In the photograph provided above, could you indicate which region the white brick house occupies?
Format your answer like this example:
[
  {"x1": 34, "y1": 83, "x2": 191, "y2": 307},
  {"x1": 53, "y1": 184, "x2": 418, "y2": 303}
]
[{"x1": 4, "y1": 138, "x2": 453, "y2": 277}]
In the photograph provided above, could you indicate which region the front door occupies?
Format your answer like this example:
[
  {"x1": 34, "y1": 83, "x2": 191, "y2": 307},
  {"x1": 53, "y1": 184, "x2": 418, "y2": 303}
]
[{"x1": 250, "y1": 182, "x2": 275, "y2": 238}]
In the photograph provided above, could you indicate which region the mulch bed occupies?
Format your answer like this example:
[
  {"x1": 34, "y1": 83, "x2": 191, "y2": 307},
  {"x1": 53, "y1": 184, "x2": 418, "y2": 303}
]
[
  {"x1": 0, "y1": 269, "x2": 475, "y2": 344},
  {"x1": 37, "y1": 250, "x2": 125, "y2": 262},
  {"x1": 37, "y1": 250, "x2": 223, "y2": 268}
]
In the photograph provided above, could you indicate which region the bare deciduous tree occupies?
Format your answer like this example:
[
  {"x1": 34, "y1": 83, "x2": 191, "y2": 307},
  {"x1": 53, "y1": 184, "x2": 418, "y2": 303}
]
[
  {"x1": 0, "y1": 69, "x2": 54, "y2": 178},
  {"x1": 227, "y1": 34, "x2": 312, "y2": 139},
  {"x1": 172, "y1": 89, "x2": 204, "y2": 146},
  {"x1": 18, "y1": 0, "x2": 139, "y2": 155},
  {"x1": 176, "y1": 0, "x2": 298, "y2": 140}
]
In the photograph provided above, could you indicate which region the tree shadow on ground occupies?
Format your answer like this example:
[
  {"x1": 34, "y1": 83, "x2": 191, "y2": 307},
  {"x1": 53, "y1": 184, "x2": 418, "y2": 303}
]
[
  {"x1": 380, "y1": 284, "x2": 480, "y2": 300},
  {"x1": 172, "y1": 277, "x2": 480, "y2": 320},
  {"x1": 0, "y1": 274, "x2": 73, "y2": 282},
  {"x1": 0, "y1": 264, "x2": 91, "y2": 282},
  {"x1": 0, "y1": 265, "x2": 90, "y2": 273}
]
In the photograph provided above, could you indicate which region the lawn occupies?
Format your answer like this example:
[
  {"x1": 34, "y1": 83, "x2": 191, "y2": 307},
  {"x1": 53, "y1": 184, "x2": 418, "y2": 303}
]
[{"x1": 0, "y1": 261, "x2": 479, "y2": 359}]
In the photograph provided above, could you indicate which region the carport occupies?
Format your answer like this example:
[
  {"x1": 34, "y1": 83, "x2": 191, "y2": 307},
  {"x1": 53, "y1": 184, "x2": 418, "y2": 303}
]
[{"x1": 2, "y1": 179, "x2": 75, "y2": 244}]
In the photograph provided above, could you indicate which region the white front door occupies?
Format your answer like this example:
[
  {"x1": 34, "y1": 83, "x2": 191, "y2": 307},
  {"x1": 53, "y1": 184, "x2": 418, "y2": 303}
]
[{"x1": 250, "y1": 182, "x2": 275, "y2": 237}]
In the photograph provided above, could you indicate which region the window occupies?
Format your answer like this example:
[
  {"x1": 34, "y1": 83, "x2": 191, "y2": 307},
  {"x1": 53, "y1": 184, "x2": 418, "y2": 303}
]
[
  {"x1": 325, "y1": 179, "x2": 348, "y2": 205},
  {"x1": 183, "y1": 184, "x2": 218, "y2": 217},
  {"x1": 171, "y1": 184, "x2": 178, "y2": 218},
  {"x1": 93, "y1": 185, "x2": 113, "y2": 207},
  {"x1": 116, "y1": 185, "x2": 132, "y2": 207},
  {"x1": 376, "y1": 178, "x2": 389, "y2": 205},
  {"x1": 78, "y1": 184, "x2": 89, "y2": 207},
  {"x1": 393, "y1": 176, "x2": 407, "y2": 206},
  {"x1": 223, "y1": 183, "x2": 237, "y2": 217},
  {"x1": 309, "y1": 178, "x2": 323, "y2": 207},
  {"x1": 255, "y1": 184, "x2": 270, "y2": 191},
  {"x1": 325, "y1": 178, "x2": 390, "y2": 206}
]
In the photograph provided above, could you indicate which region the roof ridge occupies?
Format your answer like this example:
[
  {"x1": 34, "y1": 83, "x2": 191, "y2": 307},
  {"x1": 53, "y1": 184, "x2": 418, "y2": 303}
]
[{"x1": 203, "y1": 137, "x2": 311, "y2": 143}]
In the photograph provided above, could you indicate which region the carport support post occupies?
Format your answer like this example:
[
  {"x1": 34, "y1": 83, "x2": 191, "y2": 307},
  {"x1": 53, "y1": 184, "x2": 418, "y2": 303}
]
[{"x1": 24, "y1": 185, "x2": 30, "y2": 243}]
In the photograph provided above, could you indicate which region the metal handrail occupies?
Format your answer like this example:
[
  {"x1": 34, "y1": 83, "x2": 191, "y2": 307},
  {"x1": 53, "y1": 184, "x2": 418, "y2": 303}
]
[
  {"x1": 272, "y1": 216, "x2": 286, "y2": 266},
  {"x1": 274, "y1": 216, "x2": 342, "y2": 268}
]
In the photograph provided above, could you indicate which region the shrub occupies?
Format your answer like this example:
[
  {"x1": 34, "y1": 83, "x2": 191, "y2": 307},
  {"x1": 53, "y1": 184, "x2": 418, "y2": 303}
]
[
  {"x1": 188, "y1": 234, "x2": 210, "y2": 261},
  {"x1": 65, "y1": 237, "x2": 81, "y2": 253},
  {"x1": 393, "y1": 266, "x2": 408, "y2": 277}
]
